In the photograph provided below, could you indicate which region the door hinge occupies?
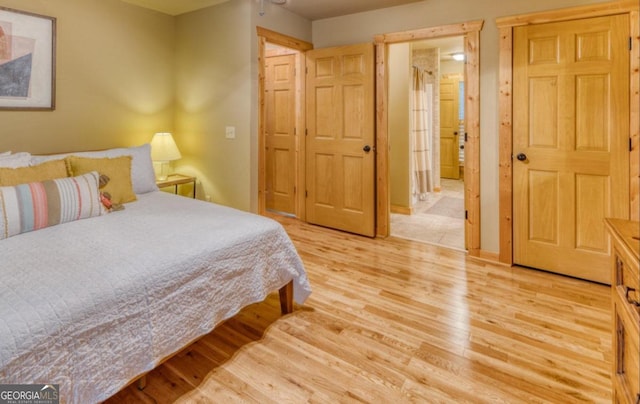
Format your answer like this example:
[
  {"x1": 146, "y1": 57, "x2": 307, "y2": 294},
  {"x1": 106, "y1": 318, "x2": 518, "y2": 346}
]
[
  {"x1": 464, "y1": 132, "x2": 468, "y2": 142},
  {"x1": 465, "y1": 210, "x2": 468, "y2": 220},
  {"x1": 629, "y1": 37, "x2": 633, "y2": 51},
  {"x1": 630, "y1": 138, "x2": 633, "y2": 152},
  {"x1": 305, "y1": 128, "x2": 308, "y2": 136},
  {"x1": 305, "y1": 190, "x2": 308, "y2": 198}
]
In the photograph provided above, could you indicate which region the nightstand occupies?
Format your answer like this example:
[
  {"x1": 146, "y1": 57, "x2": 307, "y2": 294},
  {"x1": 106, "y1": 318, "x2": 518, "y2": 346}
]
[{"x1": 156, "y1": 174, "x2": 196, "y2": 199}]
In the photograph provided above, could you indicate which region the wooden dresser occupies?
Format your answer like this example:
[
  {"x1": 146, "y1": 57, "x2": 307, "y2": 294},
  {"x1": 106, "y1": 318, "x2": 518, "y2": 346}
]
[{"x1": 606, "y1": 219, "x2": 640, "y2": 403}]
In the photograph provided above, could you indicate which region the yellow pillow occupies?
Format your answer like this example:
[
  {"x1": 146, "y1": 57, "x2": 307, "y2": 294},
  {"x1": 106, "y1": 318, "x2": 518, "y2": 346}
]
[
  {"x1": 66, "y1": 155, "x2": 137, "y2": 204},
  {"x1": 0, "y1": 160, "x2": 68, "y2": 186}
]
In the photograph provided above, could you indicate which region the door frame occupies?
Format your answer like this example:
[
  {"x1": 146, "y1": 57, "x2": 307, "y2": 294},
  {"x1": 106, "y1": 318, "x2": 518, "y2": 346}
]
[
  {"x1": 374, "y1": 20, "x2": 484, "y2": 257},
  {"x1": 496, "y1": 0, "x2": 640, "y2": 265},
  {"x1": 257, "y1": 27, "x2": 313, "y2": 218}
]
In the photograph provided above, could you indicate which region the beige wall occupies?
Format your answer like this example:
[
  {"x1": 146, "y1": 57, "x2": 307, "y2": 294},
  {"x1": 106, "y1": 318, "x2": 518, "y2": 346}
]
[
  {"x1": 441, "y1": 59, "x2": 464, "y2": 77},
  {"x1": 0, "y1": 0, "x2": 175, "y2": 154},
  {"x1": 312, "y1": 0, "x2": 607, "y2": 253},
  {"x1": 388, "y1": 43, "x2": 410, "y2": 209},
  {"x1": 174, "y1": 0, "x2": 310, "y2": 211}
]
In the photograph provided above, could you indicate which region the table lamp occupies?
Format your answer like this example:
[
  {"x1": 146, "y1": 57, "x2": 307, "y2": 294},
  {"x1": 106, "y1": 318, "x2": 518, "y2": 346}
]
[{"x1": 150, "y1": 132, "x2": 182, "y2": 181}]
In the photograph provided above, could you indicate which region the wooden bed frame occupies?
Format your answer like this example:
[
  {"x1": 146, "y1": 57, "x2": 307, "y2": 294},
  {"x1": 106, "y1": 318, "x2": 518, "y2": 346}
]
[
  {"x1": 134, "y1": 280, "x2": 294, "y2": 391},
  {"x1": 19, "y1": 148, "x2": 300, "y2": 397},
  {"x1": 278, "y1": 280, "x2": 294, "y2": 315}
]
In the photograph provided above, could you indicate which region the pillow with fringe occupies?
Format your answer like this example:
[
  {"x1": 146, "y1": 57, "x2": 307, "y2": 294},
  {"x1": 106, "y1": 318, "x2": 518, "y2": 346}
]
[
  {"x1": 0, "y1": 159, "x2": 67, "y2": 186},
  {"x1": 65, "y1": 156, "x2": 137, "y2": 204},
  {"x1": 0, "y1": 171, "x2": 103, "y2": 240}
]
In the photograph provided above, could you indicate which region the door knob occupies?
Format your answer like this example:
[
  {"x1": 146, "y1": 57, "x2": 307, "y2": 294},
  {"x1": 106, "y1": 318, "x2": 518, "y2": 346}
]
[
  {"x1": 363, "y1": 145, "x2": 372, "y2": 153},
  {"x1": 516, "y1": 153, "x2": 527, "y2": 161}
]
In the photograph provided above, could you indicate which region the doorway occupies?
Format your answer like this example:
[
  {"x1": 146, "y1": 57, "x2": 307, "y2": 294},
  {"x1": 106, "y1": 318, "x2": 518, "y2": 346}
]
[
  {"x1": 257, "y1": 27, "x2": 312, "y2": 219},
  {"x1": 264, "y1": 44, "x2": 299, "y2": 216},
  {"x1": 257, "y1": 22, "x2": 483, "y2": 249},
  {"x1": 374, "y1": 20, "x2": 483, "y2": 257},
  {"x1": 388, "y1": 37, "x2": 466, "y2": 250}
]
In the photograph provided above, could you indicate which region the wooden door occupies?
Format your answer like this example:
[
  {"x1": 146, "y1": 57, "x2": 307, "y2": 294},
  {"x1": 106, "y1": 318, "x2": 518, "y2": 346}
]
[
  {"x1": 306, "y1": 43, "x2": 375, "y2": 237},
  {"x1": 265, "y1": 53, "x2": 297, "y2": 215},
  {"x1": 513, "y1": 14, "x2": 629, "y2": 283},
  {"x1": 440, "y1": 78, "x2": 460, "y2": 179}
]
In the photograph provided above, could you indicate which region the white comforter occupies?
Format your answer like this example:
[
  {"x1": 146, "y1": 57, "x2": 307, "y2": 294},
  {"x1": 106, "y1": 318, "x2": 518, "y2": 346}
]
[{"x1": 0, "y1": 192, "x2": 311, "y2": 403}]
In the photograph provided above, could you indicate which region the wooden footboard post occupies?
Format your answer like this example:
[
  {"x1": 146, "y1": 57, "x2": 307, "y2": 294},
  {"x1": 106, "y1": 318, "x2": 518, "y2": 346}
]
[
  {"x1": 137, "y1": 375, "x2": 147, "y2": 390},
  {"x1": 279, "y1": 280, "x2": 294, "y2": 314}
]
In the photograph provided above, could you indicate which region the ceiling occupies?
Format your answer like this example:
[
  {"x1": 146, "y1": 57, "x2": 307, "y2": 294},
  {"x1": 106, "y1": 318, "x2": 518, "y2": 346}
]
[{"x1": 121, "y1": 0, "x2": 425, "y2": 20}]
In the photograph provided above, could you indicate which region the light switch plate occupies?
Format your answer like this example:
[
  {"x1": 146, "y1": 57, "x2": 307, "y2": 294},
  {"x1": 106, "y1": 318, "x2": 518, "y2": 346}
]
[{"x1": 225, "y1": 126, "x2": 235, "y2": 139}]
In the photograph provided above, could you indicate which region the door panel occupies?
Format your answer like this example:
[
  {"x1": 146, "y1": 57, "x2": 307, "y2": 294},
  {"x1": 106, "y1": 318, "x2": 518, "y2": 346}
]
[
  {"x1": 440, "y1": 78, "x2": 460, "y2": 179},
  {"x1": 265, "y1": 54, "x2": 296, "y2": 214},
  {"x1": 513, "y1": 14, "x2": 629, "y2": 283},
  {"x1": 527, "y1": 170, "x2": 558, "y2": 244},
  {"x1": 306, "y1": 43, "x2": 375, "y2": 237}
]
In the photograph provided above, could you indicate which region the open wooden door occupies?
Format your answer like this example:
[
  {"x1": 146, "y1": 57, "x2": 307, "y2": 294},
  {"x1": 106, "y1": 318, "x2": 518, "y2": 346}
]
[
  {"x1": 265, "y1": 53, "x2": 297, "y2": 215},
  {"x1": 305, "y1": 43, "x2": 375, "y2": 237},
  {"x1": 513, "y1": 14, "x2": 630, "y2": 283},
  {"x1": 440, "y1": 77, "x2": 460, "y2": 180}
]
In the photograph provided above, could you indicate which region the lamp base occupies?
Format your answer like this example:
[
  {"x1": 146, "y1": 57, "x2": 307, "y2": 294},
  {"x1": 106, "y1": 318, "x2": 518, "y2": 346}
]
[{"x1": 156, "y1": 161, "x2": 171, "y2": 181}]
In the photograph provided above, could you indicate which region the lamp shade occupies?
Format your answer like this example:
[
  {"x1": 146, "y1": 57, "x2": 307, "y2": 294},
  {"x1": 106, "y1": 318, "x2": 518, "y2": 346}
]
[{"x1": 150, "y1": 132, "x2": 182, "y2": 162}]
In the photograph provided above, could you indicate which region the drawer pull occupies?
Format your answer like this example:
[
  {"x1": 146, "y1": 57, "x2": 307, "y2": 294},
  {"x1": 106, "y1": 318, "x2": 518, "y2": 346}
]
[{"x1": 624, "y1": 286, "x2": 640, "y2": 307}]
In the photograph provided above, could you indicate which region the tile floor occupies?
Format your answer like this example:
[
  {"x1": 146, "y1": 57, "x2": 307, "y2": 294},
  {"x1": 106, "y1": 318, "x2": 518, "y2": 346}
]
[{"x1": 390, "y1": 178, "x2": 465, "y2": 251}]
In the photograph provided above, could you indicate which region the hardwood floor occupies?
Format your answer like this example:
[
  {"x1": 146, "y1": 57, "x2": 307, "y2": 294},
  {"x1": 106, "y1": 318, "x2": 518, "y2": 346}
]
[{"x1": 108, "y1": 215, "x2": 611, "y2": 403}]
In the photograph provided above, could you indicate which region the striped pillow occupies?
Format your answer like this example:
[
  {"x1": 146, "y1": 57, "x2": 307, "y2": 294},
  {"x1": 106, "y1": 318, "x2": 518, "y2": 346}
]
[{"x1": 0, "y1": 171, "x2": 103, "y2": 240}]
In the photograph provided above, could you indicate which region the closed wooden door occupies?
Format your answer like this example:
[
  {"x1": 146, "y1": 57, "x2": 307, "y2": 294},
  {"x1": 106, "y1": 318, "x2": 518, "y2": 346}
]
[
  {"x1": 265, "y1": 53, "x2": 296, "y2": 215},
  {"x1": 440, "y1": 78, "x2": 460, "y2": 179},
  {"x1": 306, "y1": 43, "x2": 375, "y2": 237},
  {"x1": 513, "y1": 14, "x2": 630, "y2": 283}
]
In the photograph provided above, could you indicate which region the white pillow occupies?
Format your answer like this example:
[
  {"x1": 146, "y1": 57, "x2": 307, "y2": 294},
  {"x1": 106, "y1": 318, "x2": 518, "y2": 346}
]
[
  {"x1": 0, "y1": 151, "x2": 10, "y2": 157},
  {"x1": 30, "y1": 144, "x2": 158, "y2": 194},
  {"x1": 0, "y1": 152, "x2": 31, "y2": 168},
  {"x1": 103, "y1": 144, "x2": 158, "y2": 194}
]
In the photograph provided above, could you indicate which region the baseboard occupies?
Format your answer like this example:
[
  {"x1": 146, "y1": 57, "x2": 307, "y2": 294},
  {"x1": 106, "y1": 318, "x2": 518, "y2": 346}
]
[
  {"x1": 468, "y1": 249, "x2": 508, "y2": 266},
  {"x1": 391, "y1": 205, "x2": 413, "y2": 215}
]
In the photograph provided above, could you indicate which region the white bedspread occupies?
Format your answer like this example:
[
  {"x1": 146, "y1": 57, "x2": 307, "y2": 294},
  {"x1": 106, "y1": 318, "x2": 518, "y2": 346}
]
[{"x1": 0, "y1": 192, "x2": 311, "y2": 403}]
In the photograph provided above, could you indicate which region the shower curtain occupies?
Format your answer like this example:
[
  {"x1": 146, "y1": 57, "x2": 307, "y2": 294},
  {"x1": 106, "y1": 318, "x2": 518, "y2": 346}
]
[{"x1": 411, "y1": 66, "x2": 434, "y2": 200}]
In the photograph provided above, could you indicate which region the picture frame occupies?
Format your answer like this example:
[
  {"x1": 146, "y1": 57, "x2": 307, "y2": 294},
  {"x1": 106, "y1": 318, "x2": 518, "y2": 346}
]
[{"x1": 0, "y1": 7, "x2": 56, "y2": 110}]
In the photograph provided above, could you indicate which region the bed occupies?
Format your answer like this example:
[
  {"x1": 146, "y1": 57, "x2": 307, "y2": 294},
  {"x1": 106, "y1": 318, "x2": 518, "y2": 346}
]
[{"x1": 0, "y1": 146, "x2": 311, "y2": 403}]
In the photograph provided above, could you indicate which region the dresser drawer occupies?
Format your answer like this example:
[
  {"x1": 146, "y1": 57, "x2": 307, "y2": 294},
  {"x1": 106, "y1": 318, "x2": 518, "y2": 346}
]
[
  {"x1": 614, "y1": 248, "x2": 640, "y2": 307},
  {"x1": 612, "y1": 291, "x2": 640, "y2": 404},
  {"x1": 607, "y1": 219, "x2": 640, "y2": 404}
]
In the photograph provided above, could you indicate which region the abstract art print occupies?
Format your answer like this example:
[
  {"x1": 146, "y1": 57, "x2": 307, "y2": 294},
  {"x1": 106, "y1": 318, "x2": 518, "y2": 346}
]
[{"x1": 0, "y1": 7, "x2": 55, "y2": 110}]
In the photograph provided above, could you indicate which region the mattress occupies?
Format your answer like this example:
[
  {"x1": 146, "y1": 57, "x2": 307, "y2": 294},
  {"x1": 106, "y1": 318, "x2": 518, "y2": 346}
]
[{"x1": 0, "y1": 191, "x2": 311, "y2": 403}]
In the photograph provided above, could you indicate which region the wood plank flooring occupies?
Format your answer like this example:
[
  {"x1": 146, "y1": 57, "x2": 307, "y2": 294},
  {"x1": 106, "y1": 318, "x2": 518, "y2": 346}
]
[{"x1": 107, "y1": 214, "x2": 611, "y2": 403}]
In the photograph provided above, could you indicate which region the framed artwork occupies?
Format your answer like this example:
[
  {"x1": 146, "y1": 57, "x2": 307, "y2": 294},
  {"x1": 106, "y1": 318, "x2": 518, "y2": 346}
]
[{"x1": 0, "y1": 7, "x2": 56, "y2": 110}]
